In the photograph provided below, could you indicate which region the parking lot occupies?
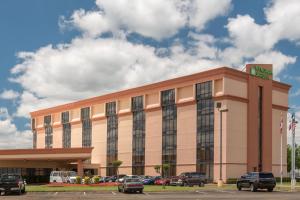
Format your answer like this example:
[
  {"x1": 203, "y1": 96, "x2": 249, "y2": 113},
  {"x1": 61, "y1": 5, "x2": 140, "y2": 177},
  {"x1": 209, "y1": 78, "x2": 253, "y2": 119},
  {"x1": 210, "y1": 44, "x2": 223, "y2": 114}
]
[{"x1": 1, "y1": 190, "x2": 300, "y2": 200}]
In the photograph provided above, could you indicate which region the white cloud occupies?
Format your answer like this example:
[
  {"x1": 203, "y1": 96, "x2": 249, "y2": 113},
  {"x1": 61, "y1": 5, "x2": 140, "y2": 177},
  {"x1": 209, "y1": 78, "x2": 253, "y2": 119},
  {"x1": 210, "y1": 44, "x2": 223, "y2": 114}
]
[
  {"x1": 60, "y1": 0, "x2": 232, "y2": 40},
  {"x1": 0, "y1": 89, "x2": 20, "y2": 100},
  {"x1": 0, "y1": 108, "x2": 32, "y2": 149}
]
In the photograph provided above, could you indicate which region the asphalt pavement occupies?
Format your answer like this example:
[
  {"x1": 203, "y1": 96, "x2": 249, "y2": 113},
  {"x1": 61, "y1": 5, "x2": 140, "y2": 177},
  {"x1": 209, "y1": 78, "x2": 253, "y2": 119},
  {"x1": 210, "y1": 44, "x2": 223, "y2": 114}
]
[{"x1": 0, "y1": 190, "x2": 299, "y2": 200}]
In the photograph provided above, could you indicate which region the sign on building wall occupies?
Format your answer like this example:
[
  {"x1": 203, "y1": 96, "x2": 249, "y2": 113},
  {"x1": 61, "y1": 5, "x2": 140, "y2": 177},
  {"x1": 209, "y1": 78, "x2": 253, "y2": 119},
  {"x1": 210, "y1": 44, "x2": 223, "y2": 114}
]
[{"x1": 250, "y1": 66, "x2": 273, "y2": 80}]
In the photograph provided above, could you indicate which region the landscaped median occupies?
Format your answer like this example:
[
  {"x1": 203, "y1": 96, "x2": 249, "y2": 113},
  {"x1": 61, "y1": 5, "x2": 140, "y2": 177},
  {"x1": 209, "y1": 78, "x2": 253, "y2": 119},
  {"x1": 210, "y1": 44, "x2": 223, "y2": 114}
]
[{"x1": 25, "y1": 183, "x2": 300, "y2": 192}]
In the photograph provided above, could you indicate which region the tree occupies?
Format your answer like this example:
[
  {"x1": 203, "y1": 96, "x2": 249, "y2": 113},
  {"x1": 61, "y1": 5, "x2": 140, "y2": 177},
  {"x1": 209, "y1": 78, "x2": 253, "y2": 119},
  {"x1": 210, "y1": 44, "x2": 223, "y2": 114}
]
[
  {"x1": 112, "y1": 160, "x2": 123, "y2": 175},
  {"x1": 162, "y1": 164, "x2": 170, "y2": 178},
  {"x1": 154, "y1": 165, "x2": 161, "y2": 174}
]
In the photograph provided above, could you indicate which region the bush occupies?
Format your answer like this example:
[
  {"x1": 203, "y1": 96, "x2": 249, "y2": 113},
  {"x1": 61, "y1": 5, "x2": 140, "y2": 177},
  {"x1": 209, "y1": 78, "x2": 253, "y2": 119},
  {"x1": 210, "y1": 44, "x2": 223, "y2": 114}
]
[
  {"x1": 84, "y1": 176, "x2": 90, "y2": 184},
  {"x1": 92, "y1": 176, "x2": 100, "y2": 184},
  {"x1": 75, "y1": 176, "x2": 82, "y2": 184}
]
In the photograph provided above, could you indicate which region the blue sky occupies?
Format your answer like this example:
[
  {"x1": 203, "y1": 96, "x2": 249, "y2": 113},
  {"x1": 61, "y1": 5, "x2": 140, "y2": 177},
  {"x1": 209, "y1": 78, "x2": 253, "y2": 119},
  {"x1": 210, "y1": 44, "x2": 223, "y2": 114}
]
[{"x1": 0, "y1": 0, "x2": 299, "y2": 148}]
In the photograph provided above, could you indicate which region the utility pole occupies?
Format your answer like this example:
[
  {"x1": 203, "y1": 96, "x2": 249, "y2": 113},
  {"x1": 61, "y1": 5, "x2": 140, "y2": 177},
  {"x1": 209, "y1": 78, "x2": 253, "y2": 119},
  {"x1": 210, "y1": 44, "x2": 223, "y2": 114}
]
[
  {"x1": 291, "y1": 112, "x2": 298, "y2": 190},
  {"x1": 216, "y1": 102, "x2": 228, "y2": 187}
]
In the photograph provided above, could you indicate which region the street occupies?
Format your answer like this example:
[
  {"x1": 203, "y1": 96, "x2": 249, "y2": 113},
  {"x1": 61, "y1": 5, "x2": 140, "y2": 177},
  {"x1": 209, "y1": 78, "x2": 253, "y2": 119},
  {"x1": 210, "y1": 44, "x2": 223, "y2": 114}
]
[{"x1": 1, "y1": 190, "x2": 300, "y2": 200}]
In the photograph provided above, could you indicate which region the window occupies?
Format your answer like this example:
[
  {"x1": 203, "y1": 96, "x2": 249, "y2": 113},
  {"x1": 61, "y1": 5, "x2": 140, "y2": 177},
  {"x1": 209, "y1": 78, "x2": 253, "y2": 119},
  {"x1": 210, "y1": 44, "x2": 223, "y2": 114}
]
[
  {"x1": 32, "y1": 118, "x2": 37, "y2": 149},
  {"x1": 106, "y1": 102, "x2": 118, "y2": 176},
  {"x1": 33, "y1": 130, "x2": 37, "y2": 149},
  {"x1": 132, "y1": 96, "x2": 145, "y2": 175},
  {"x1": 161, "y1": 89, "x2": 177, "y2": 177},
  {"x1": 44, "y1": 115, "x2": 53, "y2": 148},
  {"x1": 196, "y1": 81, "x2": 214, "y2": 181},
  {"x1": 81, "y1": 107, "x2": 92, "y2": 147},
  {"x1": 62, "y1": 111, "x2": 71, "y2": 148}
]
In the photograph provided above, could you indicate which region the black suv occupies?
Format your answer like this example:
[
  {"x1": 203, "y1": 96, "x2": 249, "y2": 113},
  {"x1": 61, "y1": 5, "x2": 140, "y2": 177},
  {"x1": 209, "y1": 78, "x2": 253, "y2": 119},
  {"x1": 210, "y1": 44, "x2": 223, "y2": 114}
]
[
  {"x1": 178, "y1": 172, "x2": 207, "y2": 187},
  {"x1": 236, "y1": 172, "x2": 276, "y2": 192}
]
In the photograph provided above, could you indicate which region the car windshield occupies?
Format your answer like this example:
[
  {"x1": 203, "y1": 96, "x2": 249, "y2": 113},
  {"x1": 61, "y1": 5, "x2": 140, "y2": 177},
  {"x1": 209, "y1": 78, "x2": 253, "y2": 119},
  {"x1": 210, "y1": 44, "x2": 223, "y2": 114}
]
[
  {"x1": 126, "y1": 178, "x2": 140, "y2": 183},
  {"x1": 0, "y1": 175, "x2": 19, "y2": 181},
  {"x1": 259, "y1": 173, "x2": 274, "y2": 178}
]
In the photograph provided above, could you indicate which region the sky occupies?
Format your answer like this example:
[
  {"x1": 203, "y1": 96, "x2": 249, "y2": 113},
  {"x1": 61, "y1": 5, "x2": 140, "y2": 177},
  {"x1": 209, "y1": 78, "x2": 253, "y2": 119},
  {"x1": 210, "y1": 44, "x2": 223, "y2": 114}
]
[{"x1": 0, "y1": 0, "x2": 299, "y2": 149}]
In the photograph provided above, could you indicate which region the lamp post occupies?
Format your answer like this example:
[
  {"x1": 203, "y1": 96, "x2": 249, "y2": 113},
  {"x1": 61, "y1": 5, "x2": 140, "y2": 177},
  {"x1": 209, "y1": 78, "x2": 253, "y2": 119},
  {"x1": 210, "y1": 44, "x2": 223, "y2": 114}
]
[{"x1": 216, "y1": 102, "x2": 228, "y2": 187}]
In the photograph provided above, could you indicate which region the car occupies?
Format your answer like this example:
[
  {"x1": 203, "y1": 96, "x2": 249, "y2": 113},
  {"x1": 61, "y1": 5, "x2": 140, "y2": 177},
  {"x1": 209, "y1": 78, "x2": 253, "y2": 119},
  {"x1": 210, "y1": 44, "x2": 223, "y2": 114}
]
[
  {"x1": 116, "y1": 174, "x2": 127, "y2": 182},
  {"x1": 154, "y1": 177, "x2": 170, "y2": 185},
  {"x1": 170, "y1": 176, "x2": 180, "y2": 186},
  {"x1": 50, "y1": 171, "x2": 67, "y2": 183},
  {"x1": 178, "y1": 172, "x2": 206, "y2": 187},
  {"x1": 118, "y1": 178, "x2": 144, "y2": 193},
  {"x1": 142, "y1": 176, "x2": 155, "y2": 185},
  {"x1": 99, "y1": 176, "x2": 111, "y2": 183},
  {"x1": 236, "y1": 172, "x2": 276, "y2": 192},
  {"x1": 0, "y1": 174, "x2": 26, "y2": 195}
]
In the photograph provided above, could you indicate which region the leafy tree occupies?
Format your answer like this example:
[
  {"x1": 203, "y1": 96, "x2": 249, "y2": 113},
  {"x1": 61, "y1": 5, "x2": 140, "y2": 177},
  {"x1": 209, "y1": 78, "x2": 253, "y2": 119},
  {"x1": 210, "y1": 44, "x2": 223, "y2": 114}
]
[
  {"x1": 287, "y1": 144, "x2": 291, "y2": 172},
  {"x1": 162, "y1": 164, "x2": 170, "y2": 178},
  {"x1": 154, "y1": 165, "x2": 161, "y2": 174},
  {"x1": 112, "y1": 160, "x2": 123, "y2": 175}
]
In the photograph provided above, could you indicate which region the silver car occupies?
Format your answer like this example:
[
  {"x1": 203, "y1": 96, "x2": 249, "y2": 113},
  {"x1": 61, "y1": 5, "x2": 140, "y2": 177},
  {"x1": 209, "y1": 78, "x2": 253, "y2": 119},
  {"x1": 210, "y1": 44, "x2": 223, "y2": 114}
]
[{"x1": 118, "y1": 178, "x2": 144, "y2": 193}]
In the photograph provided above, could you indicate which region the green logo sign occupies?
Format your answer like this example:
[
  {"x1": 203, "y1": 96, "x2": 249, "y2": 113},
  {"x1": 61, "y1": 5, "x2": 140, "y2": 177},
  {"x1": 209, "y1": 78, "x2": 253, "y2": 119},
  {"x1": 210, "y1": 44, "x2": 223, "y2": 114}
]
[{"x1": 250, "y1": 66, "x2": 272, "y2": 80}]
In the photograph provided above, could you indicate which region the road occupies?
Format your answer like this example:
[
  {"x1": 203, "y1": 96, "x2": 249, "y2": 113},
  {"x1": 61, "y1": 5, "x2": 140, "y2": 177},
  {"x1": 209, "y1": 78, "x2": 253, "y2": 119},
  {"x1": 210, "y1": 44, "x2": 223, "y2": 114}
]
[{"x1": 1, "y1": 190, "x2": 299, "y2": 200}]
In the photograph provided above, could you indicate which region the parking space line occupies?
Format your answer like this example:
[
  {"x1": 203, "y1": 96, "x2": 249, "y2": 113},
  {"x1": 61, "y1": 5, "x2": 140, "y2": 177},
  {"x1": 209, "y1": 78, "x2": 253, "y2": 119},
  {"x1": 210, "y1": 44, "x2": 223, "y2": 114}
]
[
  {"x1": 53, "y1": 192, "x2": 58, "y2": 196},
  {"x1": 196, "y1": 190, "x2": 208, "y2": 195},
  {"x1": 215, "y1": 189, "x2": 236, "y2": 194},
  {"x1": 112, "y1": 191, "x2": 116, "y2": 195},
  {"x1": 83, "y1": 192, "x2": 86, "y2": 196}
]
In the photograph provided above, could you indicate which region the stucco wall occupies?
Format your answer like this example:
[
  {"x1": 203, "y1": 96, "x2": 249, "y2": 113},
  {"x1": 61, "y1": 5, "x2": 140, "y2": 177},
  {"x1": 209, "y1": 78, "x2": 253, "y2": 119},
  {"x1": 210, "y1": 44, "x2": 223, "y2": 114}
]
[
  {"x1": 272, "y1": 90, "x2": 288, "y2": 107},
  {"x1": 36, "y1": 129, "x2": 45, "y2": 148},
  {"x1": 91, "y1": 119, "x2": 107, "y2": 166},
  {"x1": 223, "y1": 77, "x2": 247, "y2": 98},
  {"x1": 53, "y1": 126, "x2": 62, "y2": 148},
  {"x1": 118, "y1": 114, "x2": 133, "y2": 174},
  {"x1": 177, "y1": 104, "x2": 196, "y2": 174},
  {"x1": 145, "y1": 110, "x2": 162, "y2": 175},
  {"x1": 71, "y1": 123, "x2": 82, "y2": 148}
]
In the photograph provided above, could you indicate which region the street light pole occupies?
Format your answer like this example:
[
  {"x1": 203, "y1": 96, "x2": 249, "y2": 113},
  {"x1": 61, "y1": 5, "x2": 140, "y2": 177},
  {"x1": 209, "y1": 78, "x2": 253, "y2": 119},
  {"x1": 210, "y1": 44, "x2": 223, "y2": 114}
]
[
  {"x1": 216, "y1": 102, "x2": 228, "y2": 187},
  {"x1": 291, "y1": 112, "x2": 298, "y2": 190}
]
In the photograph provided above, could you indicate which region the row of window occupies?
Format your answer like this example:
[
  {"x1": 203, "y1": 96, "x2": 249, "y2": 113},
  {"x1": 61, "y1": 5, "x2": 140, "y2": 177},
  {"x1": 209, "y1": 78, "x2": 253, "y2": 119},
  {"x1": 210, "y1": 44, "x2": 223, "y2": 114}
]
[{"x1": 32, "y1": 82, "x2": 214, "y2": 179}]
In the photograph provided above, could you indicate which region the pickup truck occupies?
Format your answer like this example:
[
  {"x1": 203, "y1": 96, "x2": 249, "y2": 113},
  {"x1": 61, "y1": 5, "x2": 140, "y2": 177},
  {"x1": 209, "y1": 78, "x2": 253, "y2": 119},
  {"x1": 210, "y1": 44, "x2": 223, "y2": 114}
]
[{"x1": 0, "y1": 174, "x2": 26, "y2": 195}]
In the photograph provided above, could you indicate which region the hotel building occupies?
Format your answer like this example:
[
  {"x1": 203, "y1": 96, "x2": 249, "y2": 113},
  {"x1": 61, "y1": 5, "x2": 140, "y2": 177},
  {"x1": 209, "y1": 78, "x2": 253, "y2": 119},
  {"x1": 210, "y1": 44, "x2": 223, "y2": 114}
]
[{"x1": 0, "y1": 64, "x2": 290, "y2": 182}]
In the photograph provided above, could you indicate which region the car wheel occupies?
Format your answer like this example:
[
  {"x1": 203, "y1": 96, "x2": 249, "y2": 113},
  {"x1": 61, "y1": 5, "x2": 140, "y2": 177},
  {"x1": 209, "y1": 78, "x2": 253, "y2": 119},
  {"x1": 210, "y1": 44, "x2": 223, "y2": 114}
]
[
  {"x1": 118, "y1": 187, "x2": 121, "y2": 192},
  {"x1": 250, "y1": 184, "x2": 257, "y2": 192},
  {"x1": 140, "y1": 189, "x2": 143, "y2": 193},
  {"x1": 267, "y1": 188, "x2": 273, "y2": 192},
  {"x1": 199, "y1": 182, "x2": 205, "y2": 187},
  {"x1": 237, "y1": 183, "x2": 242, "y2": 191},
  {"x1": 21, "y1": 187, "x2": 26, "y2": 194}
]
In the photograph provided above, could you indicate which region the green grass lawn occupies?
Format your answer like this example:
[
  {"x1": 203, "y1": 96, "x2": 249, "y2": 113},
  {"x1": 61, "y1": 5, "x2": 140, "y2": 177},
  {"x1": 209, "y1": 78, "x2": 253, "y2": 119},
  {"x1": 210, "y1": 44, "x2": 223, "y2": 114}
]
[{"x1": 26, "y1": 183, "x2": 300, "y2": 192}]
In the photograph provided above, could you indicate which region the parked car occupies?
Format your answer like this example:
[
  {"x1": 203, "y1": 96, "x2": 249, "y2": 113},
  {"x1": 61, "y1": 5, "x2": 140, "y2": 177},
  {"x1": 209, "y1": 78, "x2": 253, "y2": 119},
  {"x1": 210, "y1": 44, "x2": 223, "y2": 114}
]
[
  {"x1": 178, "y1": 172, "x2": 206, "y2": 187},
  {"x1": 170, "y1": 176, "x2": 180, "y2": 186},
  {"x1": 0, "y1": 174, "x2": 26, "y2": 195},
  {"x1": 154, "y1": 177, "x2": 170, "y2": 185},
  {"x1": 142, "y1": 176, "x2": 155, "y2": 185},
  {"x1": 99, "y1": 176, "x2": 111, "y2": 183},
  {"x1": 118, "y1": 178, "x2": 144, "y2": 193},
  {"x1": 116, "y1": 174, "x2": 127, "y2": 182},
  {"x1": 236, "y1": 172, "x2": 276, "y2": 192}
]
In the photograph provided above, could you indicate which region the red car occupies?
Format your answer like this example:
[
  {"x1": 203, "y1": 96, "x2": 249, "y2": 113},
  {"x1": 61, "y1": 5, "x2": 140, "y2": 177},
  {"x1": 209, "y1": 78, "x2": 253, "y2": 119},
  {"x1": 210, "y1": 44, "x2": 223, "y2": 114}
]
[{"x1": 154, "y1": 177, "x2": 170, "y2": 185}]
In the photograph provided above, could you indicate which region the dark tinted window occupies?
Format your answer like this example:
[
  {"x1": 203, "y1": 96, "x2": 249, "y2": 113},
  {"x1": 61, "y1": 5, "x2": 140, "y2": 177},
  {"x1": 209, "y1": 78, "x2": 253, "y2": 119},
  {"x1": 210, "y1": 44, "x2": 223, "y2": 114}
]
[
  {"x1": 259, "y1": 173, "x2": 274, "y2": 178},
  {"x1": 0, "y1": 175, "x2": 20, "y2": 181}
]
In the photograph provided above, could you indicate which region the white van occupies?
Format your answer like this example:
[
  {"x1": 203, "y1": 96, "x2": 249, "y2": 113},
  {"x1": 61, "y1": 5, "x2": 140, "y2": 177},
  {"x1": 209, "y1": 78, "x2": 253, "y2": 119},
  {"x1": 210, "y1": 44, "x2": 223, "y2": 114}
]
[
  {"x1": 49, "y1": 171, "x2": 68, "y2": 183},
  {"x1": 49, "y1": 171, "x2": 78, "y2": 183}
]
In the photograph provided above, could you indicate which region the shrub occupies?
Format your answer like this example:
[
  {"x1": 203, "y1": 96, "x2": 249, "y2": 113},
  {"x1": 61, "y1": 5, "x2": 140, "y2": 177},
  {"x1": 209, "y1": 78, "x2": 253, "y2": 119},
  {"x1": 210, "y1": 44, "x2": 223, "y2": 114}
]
[
  {"x1": 75, "y1": 176, "x2": 82, "y2": 184},
  {"x1": 84, "y1": 176, "x2": 90, "y2": 184},
  {"x1": 93, "y1": 176, "x2": 100, "y2": 184}
]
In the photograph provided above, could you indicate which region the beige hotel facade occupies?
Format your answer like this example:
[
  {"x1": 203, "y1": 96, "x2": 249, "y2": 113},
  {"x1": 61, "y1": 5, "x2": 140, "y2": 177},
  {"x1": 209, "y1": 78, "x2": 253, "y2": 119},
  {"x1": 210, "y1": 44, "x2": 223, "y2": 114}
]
[{"x1": 0, "y1": 64, "x2": 290, "y2": 182}]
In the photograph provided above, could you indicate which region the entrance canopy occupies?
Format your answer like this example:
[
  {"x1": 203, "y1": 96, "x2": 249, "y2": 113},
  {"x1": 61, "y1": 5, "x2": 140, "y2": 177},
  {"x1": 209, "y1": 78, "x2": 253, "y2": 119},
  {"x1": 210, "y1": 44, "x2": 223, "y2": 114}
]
[{"x1": 0, "y1": 148, "x2": 93, "y2": 175}]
